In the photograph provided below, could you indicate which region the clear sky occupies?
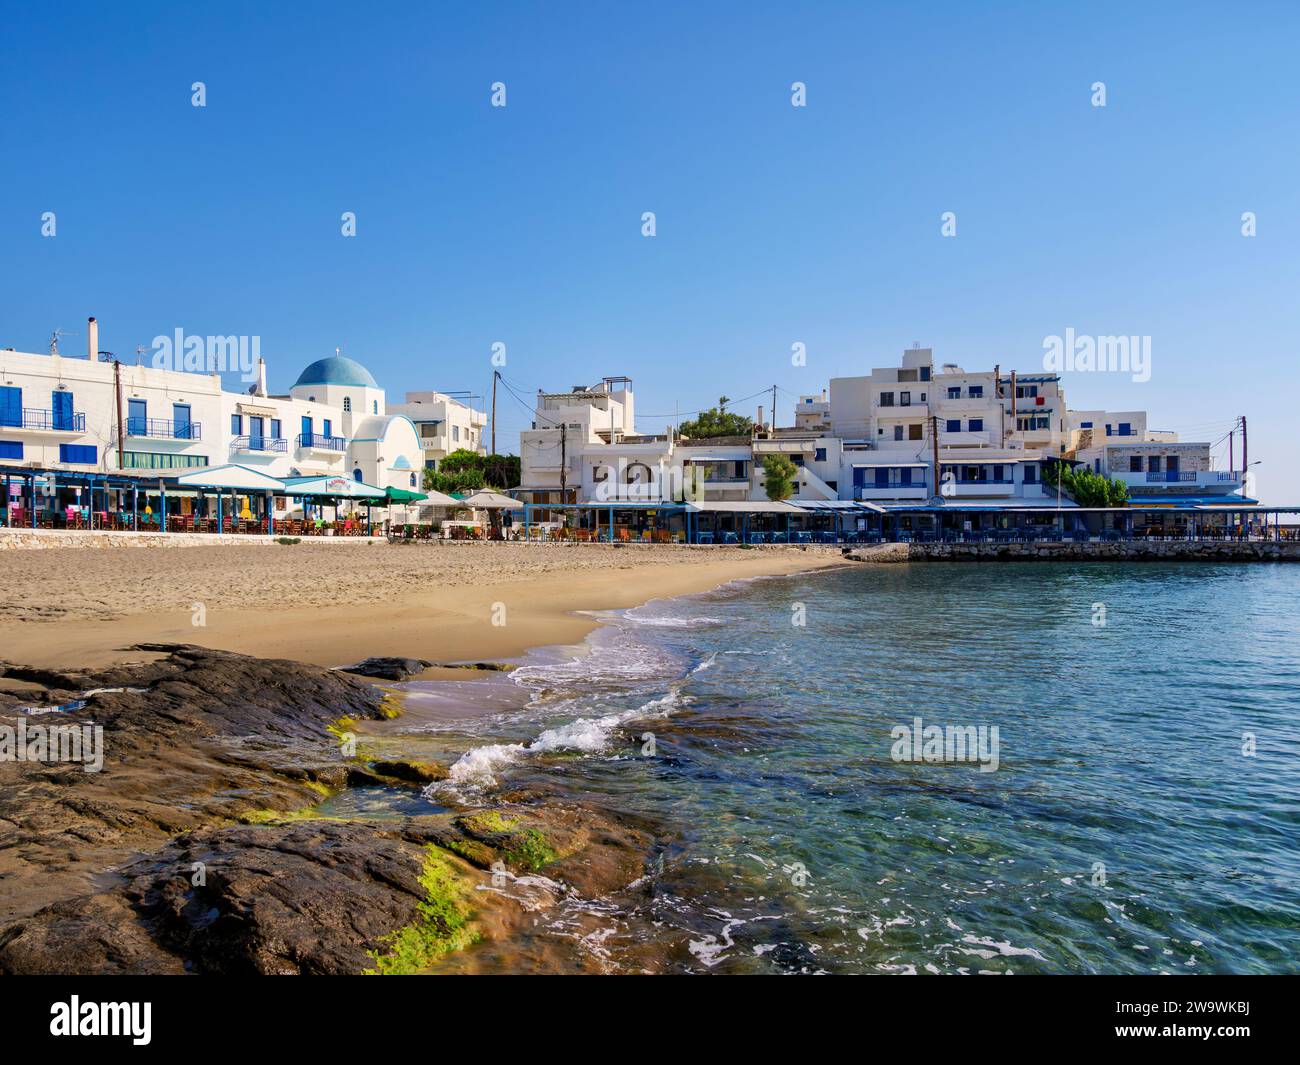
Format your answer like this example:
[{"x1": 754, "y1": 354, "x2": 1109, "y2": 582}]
[{"x1": 3, "y1": 1, "x2": 1297, "y2": 501}]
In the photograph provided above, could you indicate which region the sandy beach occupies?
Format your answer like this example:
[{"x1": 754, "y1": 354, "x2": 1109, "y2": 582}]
[{"x1": 0, "y1": 541, "x2": 848, "y2": 671}]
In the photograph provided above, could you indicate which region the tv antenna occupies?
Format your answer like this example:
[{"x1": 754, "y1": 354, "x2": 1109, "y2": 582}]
[{"x1": 49, "y1": 329, "x2": 74, "y2": 355}]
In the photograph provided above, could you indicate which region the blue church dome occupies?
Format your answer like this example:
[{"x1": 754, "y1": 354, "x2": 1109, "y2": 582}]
[{"x1": 293, "y1": 355, "x2": 378, "y2": 389}]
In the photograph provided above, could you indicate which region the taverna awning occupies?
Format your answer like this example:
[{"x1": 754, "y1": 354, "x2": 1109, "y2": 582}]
[
  {"x1": 794, "y1": 500, "x2": 887, "y2": 514},
  {"x1": 280, "y1": 475, "x2": 387, "y2": 500},
  {"x1": 685, "y1": 500, "x2": 803, "y2": 514},
  {"x1": 168, "y1": 464, "x2": 288, "y2": 492}
]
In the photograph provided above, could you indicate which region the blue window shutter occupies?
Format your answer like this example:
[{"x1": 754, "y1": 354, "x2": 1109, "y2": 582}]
[
  {"x1": 53, "y1": 391, "x2": 74, "y2": 430},
  {"x1": 969, "y1": 418, "x2": 983, "y2": 432},
  {"x1": 0, "y1": 440, "x2": 22, "y2": 459},
  {"x1": 59, "y1": 444, "x2": 97, "y2": 464},
  {"x1": 946, "y1": 419, "x2": 960, "y2": 432},
  {"x1": 0, "y1": 387, "x2": 20, "y2": 427}
]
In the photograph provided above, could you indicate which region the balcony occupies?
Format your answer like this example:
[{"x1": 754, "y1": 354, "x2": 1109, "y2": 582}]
[
  {"x1": 232, "y1": 435, "x2": 288, "y2": 454},
  {"x1": 1, "y1": 408, "x2": 86, "y2": 433},
  {"x1": 1114, "y1": 470, "x2": 1243, "y2": 491},
  {"x1": 939, "y1": 430, "x2": 993, "y2": 447},
  {"x1": 855, "y1": 482, "x2": 928, "y2": 500},
  {"x1": 127, "y1": 417, "x2": 202, "y2": 441},
  {"x1": 296, "y1": 433, "x2": 345, "y2": 452}
]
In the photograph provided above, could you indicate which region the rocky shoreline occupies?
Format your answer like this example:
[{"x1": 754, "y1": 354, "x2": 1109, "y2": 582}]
[{"x1": 0, "y1": 645, "x2": 658, "y2": 974}]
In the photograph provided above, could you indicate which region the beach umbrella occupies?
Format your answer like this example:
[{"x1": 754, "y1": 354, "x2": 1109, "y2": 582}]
[{"x1": 460, "y1": 490, "x2": 519, "y2": 509}]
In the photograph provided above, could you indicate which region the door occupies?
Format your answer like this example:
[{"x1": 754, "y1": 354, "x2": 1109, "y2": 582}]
[
  {"x1": 1, "y1": 386, "x2": 22, "y2": 427},
  {"x1": 249, "y1": 416, "x2": 265, "y2": 449},
  {"x1": 128, "y1": 399, "x2": 147, "y2": 436},
  {"x1": 173, "y1": 403, "x2": 192, "y2": 439},
  {"x1": 52, "y1": 390, "x2": 74, "y2": 431},
  {"x1": 301, "y1": 415, "x2": 312, "y2": 444}
]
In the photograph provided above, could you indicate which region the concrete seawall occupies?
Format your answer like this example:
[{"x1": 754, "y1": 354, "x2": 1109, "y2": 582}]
[{"x1": 848, "y1": 540, "x2": 1300, "y2": 563}]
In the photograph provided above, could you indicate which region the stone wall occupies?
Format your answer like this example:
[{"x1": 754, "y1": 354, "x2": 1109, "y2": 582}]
[
  {"x1": 903, "y1": 540, "x2": 1300, "y2": 562},
  {"x1": 0, "y1": 528, "x2": 383, "y2": 551}
]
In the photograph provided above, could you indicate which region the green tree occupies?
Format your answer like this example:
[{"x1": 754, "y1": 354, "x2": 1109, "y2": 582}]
[
  {"x1": 678, "y1": 396, "x2": 755, "y2": 440},
  {"x1": 1042, "y1": 459, "x2": 1129, "y2": 507},
  {"x1": 762, "y1": 453, "x2": 797, "y2": 501},
  {"x1": 422, "y1": 450, "x2": 520, "y2": 495}
]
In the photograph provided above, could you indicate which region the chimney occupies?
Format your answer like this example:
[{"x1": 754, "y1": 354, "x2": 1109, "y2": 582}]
[
  {"x1": 255, "y1": 357, "x2": 268, "y2": 397},
  {"x1": 87, "y1": 316, "x2": 98, "y2": 361},
  {"x1": 757, "y1": 406, "x2": 764, "y2": 434}
]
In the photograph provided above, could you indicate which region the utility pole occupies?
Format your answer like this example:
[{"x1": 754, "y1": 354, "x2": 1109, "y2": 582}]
[
  {"x1": 1229, "y1": 420, "x2": 1235, "y2": 472},
  {"x1": 490, "y1": 370, "x2": 498, "y2": 456},
  {"x1": 559, "y1": 422, "x2": 567, "y2": 501},
  {"x1": 771, "y1": 383, "x2": 778, "y2": 434},
  {"x1": 930, "y1": 414, "x2": 940, "y2": 498},
  {"x1": 113, "y1": 359, "x2": 125, "y2": 471}
]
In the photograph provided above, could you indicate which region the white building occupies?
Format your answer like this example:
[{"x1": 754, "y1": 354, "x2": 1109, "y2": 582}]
[
  {"x1": 517, "y1": 345, "x2": 1247, "y2": 522},
  {"x1": 387, "y1": 391, "x2": 488, "y2": 472},
  {"x1": 0, "y1": 320, "x2": 447, "y2": 525}
]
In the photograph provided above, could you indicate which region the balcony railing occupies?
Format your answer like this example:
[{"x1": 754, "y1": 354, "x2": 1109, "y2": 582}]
[
  {"x1": 856, "y1": 482, "x2": 927, "y2": 497},
  {"x1": 1145, "y1": 470, "x2": 1195, "y2": 482},
  {"x1": 232, "y1": 435, "x2": 288, "y2": 453},
  {"x1": 126, "y1": 417, "x2": 202, "y2": 440},
  {"x1": 296, "y1": 432, "x2": 345, "y2": 451},
  {"x1": 0, "y1": 408, "x2": 86, "y2": 432}
]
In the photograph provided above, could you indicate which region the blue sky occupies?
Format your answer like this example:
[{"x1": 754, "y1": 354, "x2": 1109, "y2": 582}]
[{"x1": 3, "y1": 1, "x2": 1297, "y2": 500}]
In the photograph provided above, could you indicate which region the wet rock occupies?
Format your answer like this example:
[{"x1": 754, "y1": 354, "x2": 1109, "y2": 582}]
[
  {"x1": 340, "y1": 656, "x2": 432, "y2": 680},
  {"x1": 369, "y1": 759, "x2": 448, "y2": 784}
]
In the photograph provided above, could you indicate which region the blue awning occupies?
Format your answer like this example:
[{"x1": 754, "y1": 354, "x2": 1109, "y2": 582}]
[{"x1": 1129, "y1": 495, "x2": 1259, "y2": 506}]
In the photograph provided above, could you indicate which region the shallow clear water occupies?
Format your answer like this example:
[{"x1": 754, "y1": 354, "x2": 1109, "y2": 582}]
[{"x1": 421, "y1": 562, "x2": 1300, "y2": 974}]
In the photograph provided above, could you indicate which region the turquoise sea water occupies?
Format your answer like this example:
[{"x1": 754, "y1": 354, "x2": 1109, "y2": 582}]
[{"x1": 415, "y1": 562, "x2": 1300, "y2": 974}]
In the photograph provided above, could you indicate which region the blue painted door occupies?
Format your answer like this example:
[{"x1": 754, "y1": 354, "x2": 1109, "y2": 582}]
[
  {"x1": 53, "y1": 390, "x2": 74, "y2": 430},
  {"x1": 128, "y1": 398, "x2": 147, "y2": 436},
  {"x1": 0, "y1": 387, "x2": 19, "y2": 427},
  {"x1": 173, "y1": 403, "x2": 192, "y2": 439},
  {"x1": 249, "y1": 416, "x2": 265, "y2": 449},
  {"x1": 301, "y1": 415, "x2": 312, "y2": 444}
]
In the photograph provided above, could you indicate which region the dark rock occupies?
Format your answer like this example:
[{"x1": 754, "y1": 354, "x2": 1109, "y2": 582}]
[
  {"x1": 369, "y1": 759, "x2": 448, "y2": 783},
  {"x1": 339, "y1": 656, "x2": 432, "y2": 680}
]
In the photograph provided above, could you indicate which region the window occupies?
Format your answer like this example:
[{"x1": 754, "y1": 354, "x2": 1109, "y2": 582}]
[
  {"x1": 424, "y1": 459, "x2": 436, "y2": 470},
  {"x1": 343, "y1": 397, "x2": 352, "y2": 412},
  {"x1": 1129, "y1": 456, "x2": 1142, "y2": 472},
  {"x1": 1016, "y1": 385, "x2": 1038, "y2": 399},
  {"x1": 121, "y1": 451, "x2": 208, "y2": 470},
  {"x1": 1118, "y1": 422, "x2": 1132, "y2": 436},
  {"x1": 373, "y1": 400, "x2": 378, "y2": 414},
  {"x1": 1080, "y1": 421, "x2": 1093, "y2": 429},
  {"x1": 353, "y1": 468, "x2": 364, "y2": 481},
  {"x1": 947, "y1": 387, "x2": 961, "y2": 400},
  {"x1": 410, "y1": 473, "x2": 416, "y2": 487},
  {"x1": 1023, "y1": 464, "x2": 1038, "y2": 484},
  {"x1": 969, "y1": 386, "x2": 983, "y2": 398},
  {"x1": 919, "y1": 366, "x2": 931, "y2": 381},
  {"x1": 452, "y1": 425, "x2": 460, "y2": 441},
  {"x1": 946, "y1": 419, "x2": 961, "y2": 433},
  {"x1": 874, "y1": 468, "x2": 888, "y2": 487},
  {"x1": 59, "y1": 444, "x2": 97, "y2": 464},
  {"x1": 893, "y1": 425, "x2": 904, "y2": 441},
  {"x1": 323, "y1": 419, "x2": 332, "y2": 438},
  {"x1": 271, "y1": 418, "x2": 282, "y2": 440},
  {"x1": 231, "y1": 413, "x2": 243, "y2": 435},
  {"x1": 879, "y1": 392, "x2": 895, "y2": 407},
  {"x1": 814, "y1": 447, "x2": 826, "y2": 462},
  {"x1": 127, "y1": 398, "x2": 147, "y2": 435},
  {"x1": 0, "y1": 441, "x2": 22, "y2": 459},
  {"x1": 900, "y1": 391, "x2": 911, "y2": 406},
  {"x1": 0, "y1": 386, "x2": 20, "y2": 427},
  {"x1": 52, "y1": 390, "x2": 75, "y2": 431},
  {"x1": 969, "y1": 418, "x2": 983, "y2": 432},
  {"x1": 1148, "y1": 456, "x2": 1162, "y2": 472},
  {"x1": 908, "y1": 424, "x2": 923, "y2": 440}
]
